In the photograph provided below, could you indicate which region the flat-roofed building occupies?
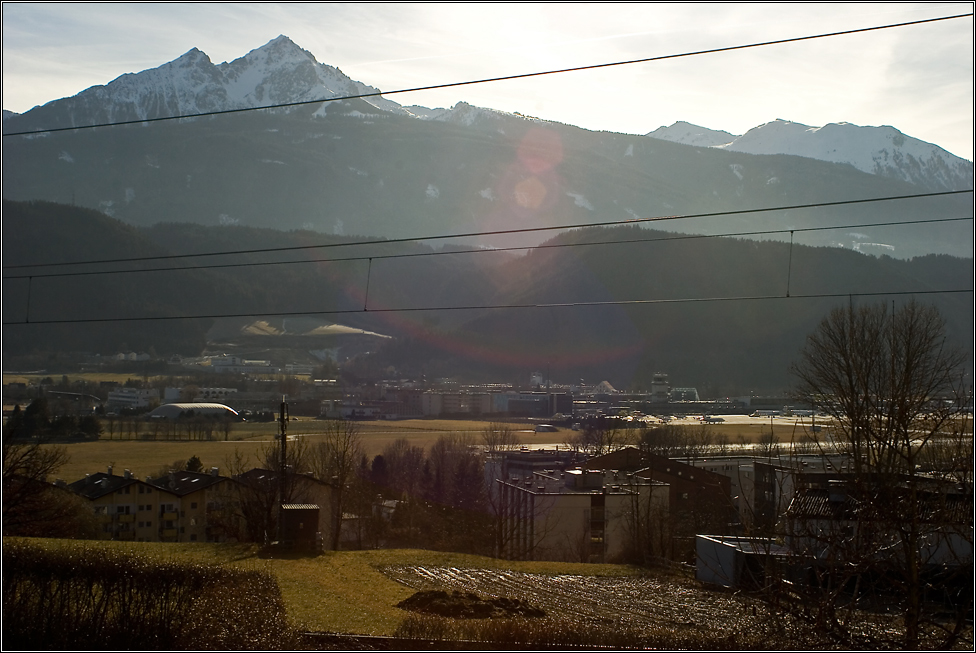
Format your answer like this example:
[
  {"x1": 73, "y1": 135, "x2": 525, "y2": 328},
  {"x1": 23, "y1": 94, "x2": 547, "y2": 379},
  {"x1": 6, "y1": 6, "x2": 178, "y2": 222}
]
[{"x1": 496, "y1": 468, "x2": 667, "y2": 563}]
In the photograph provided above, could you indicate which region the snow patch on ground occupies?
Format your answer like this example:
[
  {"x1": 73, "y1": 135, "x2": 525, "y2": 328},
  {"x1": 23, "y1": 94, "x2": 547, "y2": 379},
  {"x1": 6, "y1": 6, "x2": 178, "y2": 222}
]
[
  {"x1": 58, "y1": 151, "x2": 74, "y2": 163},
  {"x1": 566, "y1": 192, "x2": 594, "y2": 210},
  {"x1": 426, "y1": 184, "x2": 440, "y2": 199},
  {"x1": 853, "y1": 242, "x2": 895, "y2": 254},
  {"x1": 625, "y1": 143, "x2": 634, "y2": 157},
  {"x1": 730, "y1": 164, "x2": 743, "y2": 180},
  {"x1": 345, "y1": 110, "x2": 383, "y2": 119},
  {"x1": 480, "y1": 188, "x2": 496, "y2": 201}
]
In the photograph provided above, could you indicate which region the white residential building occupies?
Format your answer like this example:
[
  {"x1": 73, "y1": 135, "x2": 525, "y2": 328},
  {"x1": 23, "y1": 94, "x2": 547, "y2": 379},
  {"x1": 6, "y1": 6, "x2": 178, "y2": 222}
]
[{"x1": 106, "y1": 387, "x2": 159, "y2": 410}]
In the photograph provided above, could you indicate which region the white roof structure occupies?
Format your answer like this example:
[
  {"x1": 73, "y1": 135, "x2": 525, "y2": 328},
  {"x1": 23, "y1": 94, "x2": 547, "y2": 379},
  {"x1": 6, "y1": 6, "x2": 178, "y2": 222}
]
[{"x1": 147, "y1": 403, "x2": 239, "y2": 419}]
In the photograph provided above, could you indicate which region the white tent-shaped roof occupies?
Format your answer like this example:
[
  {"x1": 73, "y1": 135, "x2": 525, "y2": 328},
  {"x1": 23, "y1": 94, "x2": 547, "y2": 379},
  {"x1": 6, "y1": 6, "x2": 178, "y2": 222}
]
[{"x1": 147, "y1": 403, "x2": 239, "y2": 419}]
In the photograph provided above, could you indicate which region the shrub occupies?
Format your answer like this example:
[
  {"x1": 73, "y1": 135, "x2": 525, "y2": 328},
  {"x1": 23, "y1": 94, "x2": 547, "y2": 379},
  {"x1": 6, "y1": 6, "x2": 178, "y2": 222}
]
[{"x1": 2, "y1": 540, "x2": 302, "y2": 650}]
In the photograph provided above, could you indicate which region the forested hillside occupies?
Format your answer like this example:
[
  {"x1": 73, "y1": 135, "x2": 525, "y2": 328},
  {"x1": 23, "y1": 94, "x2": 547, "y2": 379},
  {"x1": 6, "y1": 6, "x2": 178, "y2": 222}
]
[{"x1": 3, "y1": 200, "x2": 970, "y2": 393}]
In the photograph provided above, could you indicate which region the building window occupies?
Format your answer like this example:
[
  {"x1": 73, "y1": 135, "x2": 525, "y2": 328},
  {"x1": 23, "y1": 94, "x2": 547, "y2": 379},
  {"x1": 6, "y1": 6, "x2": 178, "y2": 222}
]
[{"x1": 191, "y1": 502, "x2": 197, "y2": 509}]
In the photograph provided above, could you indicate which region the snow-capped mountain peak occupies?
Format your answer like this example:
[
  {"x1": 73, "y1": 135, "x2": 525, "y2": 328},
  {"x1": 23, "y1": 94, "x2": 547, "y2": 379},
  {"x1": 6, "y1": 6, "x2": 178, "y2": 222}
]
[
  {"x1": 645, "y1": 121, "x2": 736, "y2": 148},
  {"x1": 4, "y1": 35, "x2": 410, "y2": 131},
  {"x1": 649, "y1": 118, "x2": 973, "y2": 192}
]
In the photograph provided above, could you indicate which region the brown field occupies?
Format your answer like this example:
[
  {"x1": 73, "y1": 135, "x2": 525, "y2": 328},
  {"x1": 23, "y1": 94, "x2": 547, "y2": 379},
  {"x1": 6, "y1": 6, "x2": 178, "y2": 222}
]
[
  {"x1": 3, "y1": 372, "x2": 169, "y2": 385},
  {"x1": 45, "y1": 416, "x2": 805, "y2": 484}
]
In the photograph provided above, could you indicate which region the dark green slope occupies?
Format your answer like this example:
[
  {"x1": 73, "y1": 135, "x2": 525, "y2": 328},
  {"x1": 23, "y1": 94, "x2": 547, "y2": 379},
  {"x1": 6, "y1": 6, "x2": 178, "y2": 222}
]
[
  {"x1": 3, "y1": 201, "x2": 970, "y2": 395},
  {"x1": 2, "y1": 201, "x2": 218, "y2": 354},
  {"x1": 438, "y1": 227, "x2": 973, "y2": 393}
]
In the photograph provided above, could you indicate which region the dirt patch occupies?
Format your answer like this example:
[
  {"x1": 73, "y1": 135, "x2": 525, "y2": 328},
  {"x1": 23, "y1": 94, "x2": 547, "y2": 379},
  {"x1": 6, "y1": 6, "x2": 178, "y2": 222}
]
[{"x1": 397, "y1": 590, "x2": 546, "y2": 619}]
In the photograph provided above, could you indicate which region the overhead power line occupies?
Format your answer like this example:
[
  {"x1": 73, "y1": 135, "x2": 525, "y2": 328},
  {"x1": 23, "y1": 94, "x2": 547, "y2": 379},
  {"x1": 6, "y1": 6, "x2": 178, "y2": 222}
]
[
  {"x1": 2, "y1": 12, "x2": 971, "y2": 138},
  {"x1": 4, "y1": 189, "x2": 971, "y2": 272},
  {"x1": 2, "y1": 288, "x2": 971, "y2": 327},
  {"x1": 3, "y1": 214, "x2": 971, "y2": 281}
]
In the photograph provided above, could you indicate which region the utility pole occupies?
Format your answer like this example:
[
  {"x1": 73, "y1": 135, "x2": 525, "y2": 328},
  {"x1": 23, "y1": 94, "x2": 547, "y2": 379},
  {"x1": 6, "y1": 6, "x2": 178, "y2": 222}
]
[{"x1": 277, "y1": 397, "x2": 288, "y2": 544}]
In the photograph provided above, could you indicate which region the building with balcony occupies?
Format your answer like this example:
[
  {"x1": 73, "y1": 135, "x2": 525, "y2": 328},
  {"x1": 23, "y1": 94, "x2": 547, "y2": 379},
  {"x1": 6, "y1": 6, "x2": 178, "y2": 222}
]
[
  {"x1": 67, "y1": 466, "x2": 230, "y2": 543},
  {"x1": 146, "y1": 469, "x2": 230, "y2": 542},
  {"x1": 68, "y1": 467, "x2": 170, "y2": 542}
]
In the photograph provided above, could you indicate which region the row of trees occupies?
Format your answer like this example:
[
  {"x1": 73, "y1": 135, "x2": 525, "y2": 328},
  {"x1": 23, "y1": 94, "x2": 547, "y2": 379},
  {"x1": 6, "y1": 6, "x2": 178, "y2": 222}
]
[
  {"x1": 4, "y1": 399, "x2": 101, "y2": 441},
  {"x1": 217, "y1": 420, "x2": 497, "y2": 554}
]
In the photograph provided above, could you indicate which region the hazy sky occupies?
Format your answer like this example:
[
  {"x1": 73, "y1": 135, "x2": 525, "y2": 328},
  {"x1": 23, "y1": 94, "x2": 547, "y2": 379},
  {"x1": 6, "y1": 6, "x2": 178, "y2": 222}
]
[{"x1": 2, "y1": 3, "x2": 973, "y2": 159}]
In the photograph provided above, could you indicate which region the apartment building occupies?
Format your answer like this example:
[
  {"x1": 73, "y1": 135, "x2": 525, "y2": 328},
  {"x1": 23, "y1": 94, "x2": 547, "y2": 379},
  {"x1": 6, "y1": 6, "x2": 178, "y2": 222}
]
[{"x1": 66, "y1": 466, "x2": 228, "y2": 543}]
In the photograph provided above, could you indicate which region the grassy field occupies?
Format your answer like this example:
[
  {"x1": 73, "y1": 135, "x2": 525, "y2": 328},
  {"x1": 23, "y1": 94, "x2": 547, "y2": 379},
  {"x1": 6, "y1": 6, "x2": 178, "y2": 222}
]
[
  {"x1": 47, "y1": 416, "x2": 800, "y2": 483},
  {"x1": 50, "y1": 418, "x2": 511, "y2": 482},
  {"x1": 8, "y1": 538, "x2": 970, "y2": 649},
  {"x1": 4, "y1": 539, "x2": 644, "y2": 635},
  {"x1": 3, "y1": 372, "x2": 171, "y2": 386}
]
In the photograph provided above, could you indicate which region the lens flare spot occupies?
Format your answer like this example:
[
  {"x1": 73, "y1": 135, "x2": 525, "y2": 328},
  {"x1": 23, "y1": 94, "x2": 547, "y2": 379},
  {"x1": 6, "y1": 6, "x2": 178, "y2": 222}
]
[
  {"x1": 514, "y1": 176, "x2": 548, "y2": 209},
  {"x1": 518, "y1": 127, "x2": 564, "y2": 174}
]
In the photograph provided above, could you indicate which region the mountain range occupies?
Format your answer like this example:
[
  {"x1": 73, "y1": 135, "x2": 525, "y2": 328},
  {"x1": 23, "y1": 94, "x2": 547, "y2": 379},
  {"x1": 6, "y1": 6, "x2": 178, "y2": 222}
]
[
  {"x1": 3, "y1": 35, "x2": 972, "y2": 259},
  {"x1": 647, "y1": 119, "x2": 972, "y2": 193}
]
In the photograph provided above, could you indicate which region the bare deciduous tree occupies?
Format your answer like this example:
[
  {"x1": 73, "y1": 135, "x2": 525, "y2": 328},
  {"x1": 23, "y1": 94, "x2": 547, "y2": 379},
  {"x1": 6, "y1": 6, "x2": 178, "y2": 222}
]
[
  {"x1": 571, "y1": 418, "x2": 632, "y2": 456},
  {"x1": 787, "y1": 300, "x2": 972, "y2": 649},
  {"x1": 313, "y1": 419, "x2": 363, "y2": 550},
  {"x1": 480, "y1": 422, "x2": 521, "y2": 453},
  {"x1": 2, "y1": 433, "x2": 71, "y2": 535}
]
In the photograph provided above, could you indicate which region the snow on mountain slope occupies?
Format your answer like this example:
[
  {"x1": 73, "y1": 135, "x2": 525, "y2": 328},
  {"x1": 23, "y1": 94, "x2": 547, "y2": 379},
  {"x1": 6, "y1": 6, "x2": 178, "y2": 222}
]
[
  {"x1": 8, "y1": 35, "x2": 409, "y2": 128},
  {"x1": 7, "y1": 35, "x2": 970, "y2": 195},
  {"x1": 722, "y1": 119, "x2": 972, "y2": 191},
  {"x1": 5, "y1": 35, "x2": 516, "y2": 133},
  {"x1": 649, "y1": 119, "x2": 973, "y2": 192},
  {"x1": 646, "y1": 121, "x2": 736, "y2": 147}
]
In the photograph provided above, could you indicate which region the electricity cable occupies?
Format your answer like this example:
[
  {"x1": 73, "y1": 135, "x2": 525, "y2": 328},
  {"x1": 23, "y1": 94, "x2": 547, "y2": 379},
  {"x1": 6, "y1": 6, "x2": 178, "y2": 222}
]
[
  {"x1": 3, "y1": 214, "x2": 970, "y2": 280},
  {"x1": 2, "y1": 13, "x2": 970, "y2": 138},
  {"x1": 3, "y1": 189, "x2": 971, "y2": 272},
  {"x1": 3, "y1": 288, "x2": 970, "y2": 326}
]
